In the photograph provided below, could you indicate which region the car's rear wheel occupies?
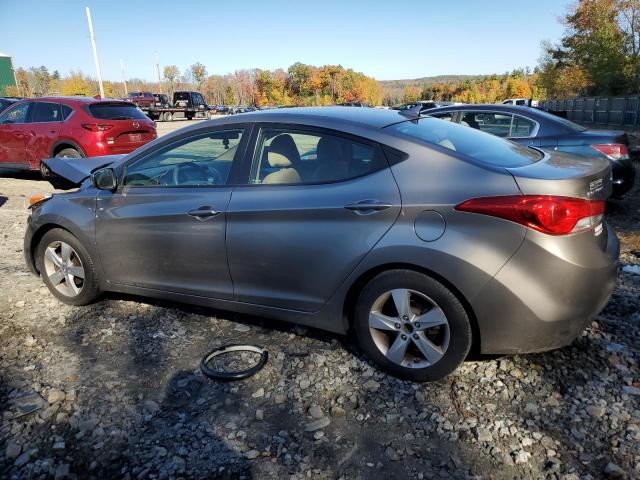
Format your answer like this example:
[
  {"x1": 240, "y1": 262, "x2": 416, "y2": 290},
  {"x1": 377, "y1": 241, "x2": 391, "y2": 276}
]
[
  {"x1": 55, "y1": 148, "x2": 81, "y2": 159},
  {"x1": 354, "y1": 270, "x2": 472, "y2": 382},
  {"x1": 36, "y1": 228, "x2": 100, "y2": 305}
]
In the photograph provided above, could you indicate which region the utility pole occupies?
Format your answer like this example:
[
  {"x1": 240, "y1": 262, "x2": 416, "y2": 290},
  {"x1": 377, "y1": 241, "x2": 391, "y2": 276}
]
[
  {"x1": 85, "y1": 7, "x2": 104, "y2": 98},
  {"x1": 120, "y1": 58, "x2": 128, "y2": 95},
  {"x1": 155, "y1": 52, "x2": 162, "y2": 94}
]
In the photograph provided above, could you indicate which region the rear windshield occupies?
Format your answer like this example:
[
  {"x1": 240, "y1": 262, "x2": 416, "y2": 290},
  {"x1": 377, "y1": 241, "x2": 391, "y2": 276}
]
[
  {"x1": 88, "y1": 103, "x2": 148, "y2": 120},
  {"x1": 527, "y1": 108, "x2": 587, "y2": 132},
  {"x1": 386, "y1": 117, "x2": 543, "y2": 167}
]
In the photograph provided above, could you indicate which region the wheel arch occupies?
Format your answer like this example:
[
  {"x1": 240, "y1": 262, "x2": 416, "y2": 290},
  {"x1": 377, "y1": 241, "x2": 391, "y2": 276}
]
[
  {"x1": 28, "y1": 223, "x2": 75, "y2": 275},
  {"x1": 341, "y1": 262, "x2": 482, "y2": 355},
  {"x1": 50, "y1": 140, "x2": 85, "y2": 158}
]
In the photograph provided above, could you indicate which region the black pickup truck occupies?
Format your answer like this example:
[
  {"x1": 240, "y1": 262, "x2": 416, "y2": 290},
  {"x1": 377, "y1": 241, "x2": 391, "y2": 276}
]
[{"x1": 146, "y1": 91, "x2": 212, "y2": 121}]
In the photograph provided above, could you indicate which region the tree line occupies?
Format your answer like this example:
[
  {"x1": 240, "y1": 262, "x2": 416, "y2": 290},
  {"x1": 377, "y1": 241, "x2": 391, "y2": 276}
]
[
  {"x1": 4, "y1": 62, "x2": 383, "y2": 107},
  {"x1": 538, "y1": 0, "x2": 640, "y2": 98}
]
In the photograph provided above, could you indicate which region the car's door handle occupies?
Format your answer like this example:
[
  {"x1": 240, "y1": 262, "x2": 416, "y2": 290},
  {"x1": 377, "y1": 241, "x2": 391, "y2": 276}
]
[
  {"x1": 187, "y1": 206, "x2": 221, "y2": 220},
  {"x1": 344, "y1": 200, "x2": 393, "y2": 215}
]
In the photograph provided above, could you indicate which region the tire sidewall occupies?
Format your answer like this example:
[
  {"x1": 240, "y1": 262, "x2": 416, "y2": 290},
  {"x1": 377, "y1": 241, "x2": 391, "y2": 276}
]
[
  {"x1": 55, "y1": 148, "x2": 81, "y2": 159},
  {"x1": 354, "y1": 270, "x2": 472, "y2": 382},
  {"x1": 36, "y1": 228, "x2": 99, "y2": 306}
]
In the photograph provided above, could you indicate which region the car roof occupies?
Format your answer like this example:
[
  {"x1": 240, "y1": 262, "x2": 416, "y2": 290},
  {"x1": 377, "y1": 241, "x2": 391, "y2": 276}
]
[
  {"x1": 428, "y1": 104, "x2": 541, "y2": 115},
  {"x1": 221, "y1": 106, "x2": 408, "y2": 129},
  {"x1": 13, "y1": 96, "x2": 135, "y2": 106}
]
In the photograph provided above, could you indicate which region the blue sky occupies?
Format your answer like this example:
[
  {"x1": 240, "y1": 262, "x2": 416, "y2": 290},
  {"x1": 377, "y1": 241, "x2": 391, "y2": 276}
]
[{"x1": 0, "y1": 0, "x2": 568, "y2": 81}]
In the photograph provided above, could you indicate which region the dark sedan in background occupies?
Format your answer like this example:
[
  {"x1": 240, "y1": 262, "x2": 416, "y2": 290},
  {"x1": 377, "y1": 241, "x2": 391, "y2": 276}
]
[{"x1": 427, "y1": 104, "x2": 636, "y2": 197}]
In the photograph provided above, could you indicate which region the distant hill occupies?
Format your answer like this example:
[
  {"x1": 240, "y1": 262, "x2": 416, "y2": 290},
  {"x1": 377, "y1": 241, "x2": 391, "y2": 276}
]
[{"x1": 380, "y1": 74, "x2": 489, "y2": 101}]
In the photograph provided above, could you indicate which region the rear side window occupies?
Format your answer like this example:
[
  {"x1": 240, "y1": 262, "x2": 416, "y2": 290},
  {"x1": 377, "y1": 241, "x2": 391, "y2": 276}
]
[
  {"x1": 33, "y1": 102, "x2": 62, "y2": 122},
  {"x1": 61, "y1": 105, "x2": 73, "y2": 120},
  {"x1": 87, "y1": 103, "x2": 148, "y2": 120},
  {"x1": 249, "y1": 127, "x2": 383, "y2": 185},
  {"x1": 386, "y1": 117, "x2": 542, "y2": 167}
]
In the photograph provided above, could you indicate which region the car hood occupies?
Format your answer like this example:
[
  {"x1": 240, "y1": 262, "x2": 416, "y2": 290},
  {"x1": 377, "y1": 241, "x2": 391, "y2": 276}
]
[{"x1": 42, "y1": 155, "x2": 124, "y2": 189}]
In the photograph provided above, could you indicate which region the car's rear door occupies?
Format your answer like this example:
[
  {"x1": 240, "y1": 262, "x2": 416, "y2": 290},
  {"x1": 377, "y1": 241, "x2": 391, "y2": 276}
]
[
  {"x1": 28, "y1": 101, "x2": 63, "y2": 168},
  {"x1": 95, "y1": 125, "x2": 250, "y2": 299},
  {"x1": 226, "y1": 124, "x2": 401, "y2": 312}
]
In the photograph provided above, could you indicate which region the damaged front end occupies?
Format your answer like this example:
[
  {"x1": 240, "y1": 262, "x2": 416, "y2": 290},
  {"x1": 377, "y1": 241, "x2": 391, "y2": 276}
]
[{"x1": 40, "y1": 155, "x2": 124, "y2": 190}]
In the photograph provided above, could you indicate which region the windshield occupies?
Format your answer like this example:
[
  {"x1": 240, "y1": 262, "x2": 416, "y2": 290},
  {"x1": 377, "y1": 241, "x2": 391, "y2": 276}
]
[
  {"x1": 88, "y1": 103, "x2": 148, "y2": 120},
  {"x1": 386, "y1": 117, "x2": 543, "y2": 167}
]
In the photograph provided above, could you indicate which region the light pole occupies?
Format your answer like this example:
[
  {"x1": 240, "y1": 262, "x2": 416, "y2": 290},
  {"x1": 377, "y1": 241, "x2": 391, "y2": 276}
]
[
  {"x1": 120, "y1": 58, "x2": 127, "y2": 95},
  {"x1": 155, "y1": 52, "x2": 162, "y2": 94},
  {"x1": 85, "y1": 6, "x2": 105, "y2": 98}
]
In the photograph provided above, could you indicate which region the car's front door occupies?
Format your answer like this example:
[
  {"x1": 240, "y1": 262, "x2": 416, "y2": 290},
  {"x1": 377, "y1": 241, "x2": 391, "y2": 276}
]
[
  {"x1": 226, "y1": 125, "x2": 402, "y2": 312},
  {"x1": 95, "y1": 126, "x2": 249, "y2": 299},
  {"x1": 0, "y1": 102, "x2": 33, "y2": 167}
]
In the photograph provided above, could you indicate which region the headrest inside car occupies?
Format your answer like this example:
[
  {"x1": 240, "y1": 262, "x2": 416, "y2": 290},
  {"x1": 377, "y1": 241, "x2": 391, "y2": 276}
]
[{"x1": 267, "y1": 151, "x2": 292, "y2": 168}]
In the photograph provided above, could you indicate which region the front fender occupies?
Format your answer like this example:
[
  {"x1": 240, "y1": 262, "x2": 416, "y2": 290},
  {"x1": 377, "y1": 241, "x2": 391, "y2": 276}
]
[{"x1": 24, "y1": 191, "x2": 100, "y2": 278}]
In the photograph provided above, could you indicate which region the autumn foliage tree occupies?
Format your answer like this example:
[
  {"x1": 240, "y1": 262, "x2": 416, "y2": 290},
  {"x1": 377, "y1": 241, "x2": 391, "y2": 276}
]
[{"x1": 538, "y1": 0, "x2": 640, "y2": 97}]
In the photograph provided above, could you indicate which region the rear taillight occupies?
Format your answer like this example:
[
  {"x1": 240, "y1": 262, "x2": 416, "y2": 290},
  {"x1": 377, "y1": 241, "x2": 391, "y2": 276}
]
[
  {"x1": 591, "y1": 143, "x2": 629, "y2": 161},
  {"x1": 81, "y1": 123, "x2": 113, "y2": 132},
  {"x1": 455, "y1": 195, "x2": 605, "y2": 235}
]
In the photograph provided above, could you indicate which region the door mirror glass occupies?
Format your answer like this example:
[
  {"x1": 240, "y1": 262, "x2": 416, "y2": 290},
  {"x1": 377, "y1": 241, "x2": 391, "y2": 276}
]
[{"x1": 92, "y1": 168, "x2": 117, "y2": 190}]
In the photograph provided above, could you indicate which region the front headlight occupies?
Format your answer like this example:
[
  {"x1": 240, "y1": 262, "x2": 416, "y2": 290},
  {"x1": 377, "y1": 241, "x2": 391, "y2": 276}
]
[{"x1": 28, "y1": 194, "x2": 53, "y2": 210}]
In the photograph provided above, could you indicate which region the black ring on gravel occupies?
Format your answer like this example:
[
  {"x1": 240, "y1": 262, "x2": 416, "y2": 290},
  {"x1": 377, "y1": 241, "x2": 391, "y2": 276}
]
[{"x1": 200, "y1": 344, "x2": 268, "y2": 381}]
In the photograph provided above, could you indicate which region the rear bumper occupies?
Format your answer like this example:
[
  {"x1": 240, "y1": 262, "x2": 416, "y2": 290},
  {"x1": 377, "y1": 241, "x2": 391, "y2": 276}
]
[
  {"x1": 611, "y1": 160, "x2": 636, "y2": 197},
  {"x1": 472, "y1": 223, "x2": 619, "y2": 354}
]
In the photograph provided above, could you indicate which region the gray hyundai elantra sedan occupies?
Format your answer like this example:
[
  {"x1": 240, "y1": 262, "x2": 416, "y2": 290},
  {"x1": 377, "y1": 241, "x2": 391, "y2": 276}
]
[{"x1": 24, "y1": 107, "x2": 619, "y2": 381}]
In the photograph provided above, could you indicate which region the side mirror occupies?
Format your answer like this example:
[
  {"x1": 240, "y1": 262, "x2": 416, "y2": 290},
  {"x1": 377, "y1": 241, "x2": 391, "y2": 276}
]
[{"x1": 92, "y1": 168, "x2": 117, "y2": 191}]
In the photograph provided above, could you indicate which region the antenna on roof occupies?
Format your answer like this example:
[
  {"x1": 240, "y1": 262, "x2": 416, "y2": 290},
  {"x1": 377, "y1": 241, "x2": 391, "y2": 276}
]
[{"x1": 398, "y1": 104, "x2": 423, "y2": 120}]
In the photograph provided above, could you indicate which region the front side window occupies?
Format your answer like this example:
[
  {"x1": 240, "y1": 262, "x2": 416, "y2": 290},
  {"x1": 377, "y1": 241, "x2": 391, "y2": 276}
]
[
  {"x1": 123, "y1": 129, "x2": 244, "y2": 187},
  {"x1": 33, "y1": 102, "x2": 62, "y2": 123},
  {"x1": 0, "y1": 102, "x2": 31, "y2": 124},
  {"x1": 249, "y1": 128, "x2": 381, "y2": 185}
]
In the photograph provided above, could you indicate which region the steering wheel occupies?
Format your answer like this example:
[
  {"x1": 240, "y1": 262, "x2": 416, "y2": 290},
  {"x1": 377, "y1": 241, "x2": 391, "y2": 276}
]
[{"x1": 172, "y1": 161, "x2": 218, "y2": 185}]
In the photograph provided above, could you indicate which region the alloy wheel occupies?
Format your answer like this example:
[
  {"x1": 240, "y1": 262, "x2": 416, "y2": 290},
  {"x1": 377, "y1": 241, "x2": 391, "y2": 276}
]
[
  {"x1": 42, "y1": 241, "x2": 85, "y2": 297},
  {"x1": 368, "y1": 289, "x2": 450, "y2": 368}
]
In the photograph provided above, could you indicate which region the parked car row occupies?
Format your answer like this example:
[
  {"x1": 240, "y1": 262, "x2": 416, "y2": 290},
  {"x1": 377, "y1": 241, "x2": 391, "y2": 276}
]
[{"x1": 29, "y1": 107, "x2": 619, "y2": 381}]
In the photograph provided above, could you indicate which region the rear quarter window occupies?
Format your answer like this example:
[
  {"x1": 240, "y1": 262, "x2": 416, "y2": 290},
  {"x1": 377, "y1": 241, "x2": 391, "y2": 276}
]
[
  {"x1": 86, "y1": 103, "x2": 148, "y2": 120},
  {"x1": 386, "y1": 117, "x2": 542, "y2": 167}
]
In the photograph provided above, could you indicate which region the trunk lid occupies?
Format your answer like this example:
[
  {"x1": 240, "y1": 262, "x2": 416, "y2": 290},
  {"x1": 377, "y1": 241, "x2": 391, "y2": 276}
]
[
  {"x1": 505, "y1": 149, "x2": 612, "y2": 201},
  {"x1": 41, "y1": 155, "x2": 124, "y2": 189}
]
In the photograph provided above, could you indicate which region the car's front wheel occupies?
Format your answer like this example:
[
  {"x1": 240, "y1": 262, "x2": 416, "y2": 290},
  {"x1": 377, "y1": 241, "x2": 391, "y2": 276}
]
[
  {"x1": 36, "y1": 228, "x2": 101, "y2": 305},
  {"x1": 354, "y1": 270, "x2": 472, "y2": 382}
]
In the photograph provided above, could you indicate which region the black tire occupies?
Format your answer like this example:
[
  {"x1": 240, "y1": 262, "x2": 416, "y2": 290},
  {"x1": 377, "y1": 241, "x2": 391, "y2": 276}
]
[
  {"x1": 55, "y1": 148, "x2": 82, "y2": 159},
  {"x1": 354, "y1": 269, "x2": 472, "y2": 382},
  {"x1": 186, "y1": 115, "x2": 193, "y2": 121},
  {"x1": 36, "y1": 228, "x2": 101, "y2": 306}
]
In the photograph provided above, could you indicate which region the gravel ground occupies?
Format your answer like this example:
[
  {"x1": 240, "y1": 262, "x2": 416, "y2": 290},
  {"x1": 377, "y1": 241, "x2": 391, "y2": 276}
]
[{"x1": 0, "y1": 126, "x2": 639, "y2": 480}]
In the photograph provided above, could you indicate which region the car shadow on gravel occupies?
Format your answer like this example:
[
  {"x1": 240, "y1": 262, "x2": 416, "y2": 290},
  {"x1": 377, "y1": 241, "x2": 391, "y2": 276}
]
[
  {"x1": 50, "y1": 295, "x2": 510, "y2": 478},
  {"x1": 0, "y1": 196, "x2": 7, "y2": 208},
  {"x1": 0, "y1": 169, "x2": 44, "y2": 181}
]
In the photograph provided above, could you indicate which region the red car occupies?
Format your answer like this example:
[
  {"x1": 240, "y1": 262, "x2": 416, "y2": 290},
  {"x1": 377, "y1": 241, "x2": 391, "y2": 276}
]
[
  {"x1": 123, "y1": 91, "x2": 155, "y2": 110},
  {"x1": 0, "y1": 96, "x2": 157, "y2": 171}
]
